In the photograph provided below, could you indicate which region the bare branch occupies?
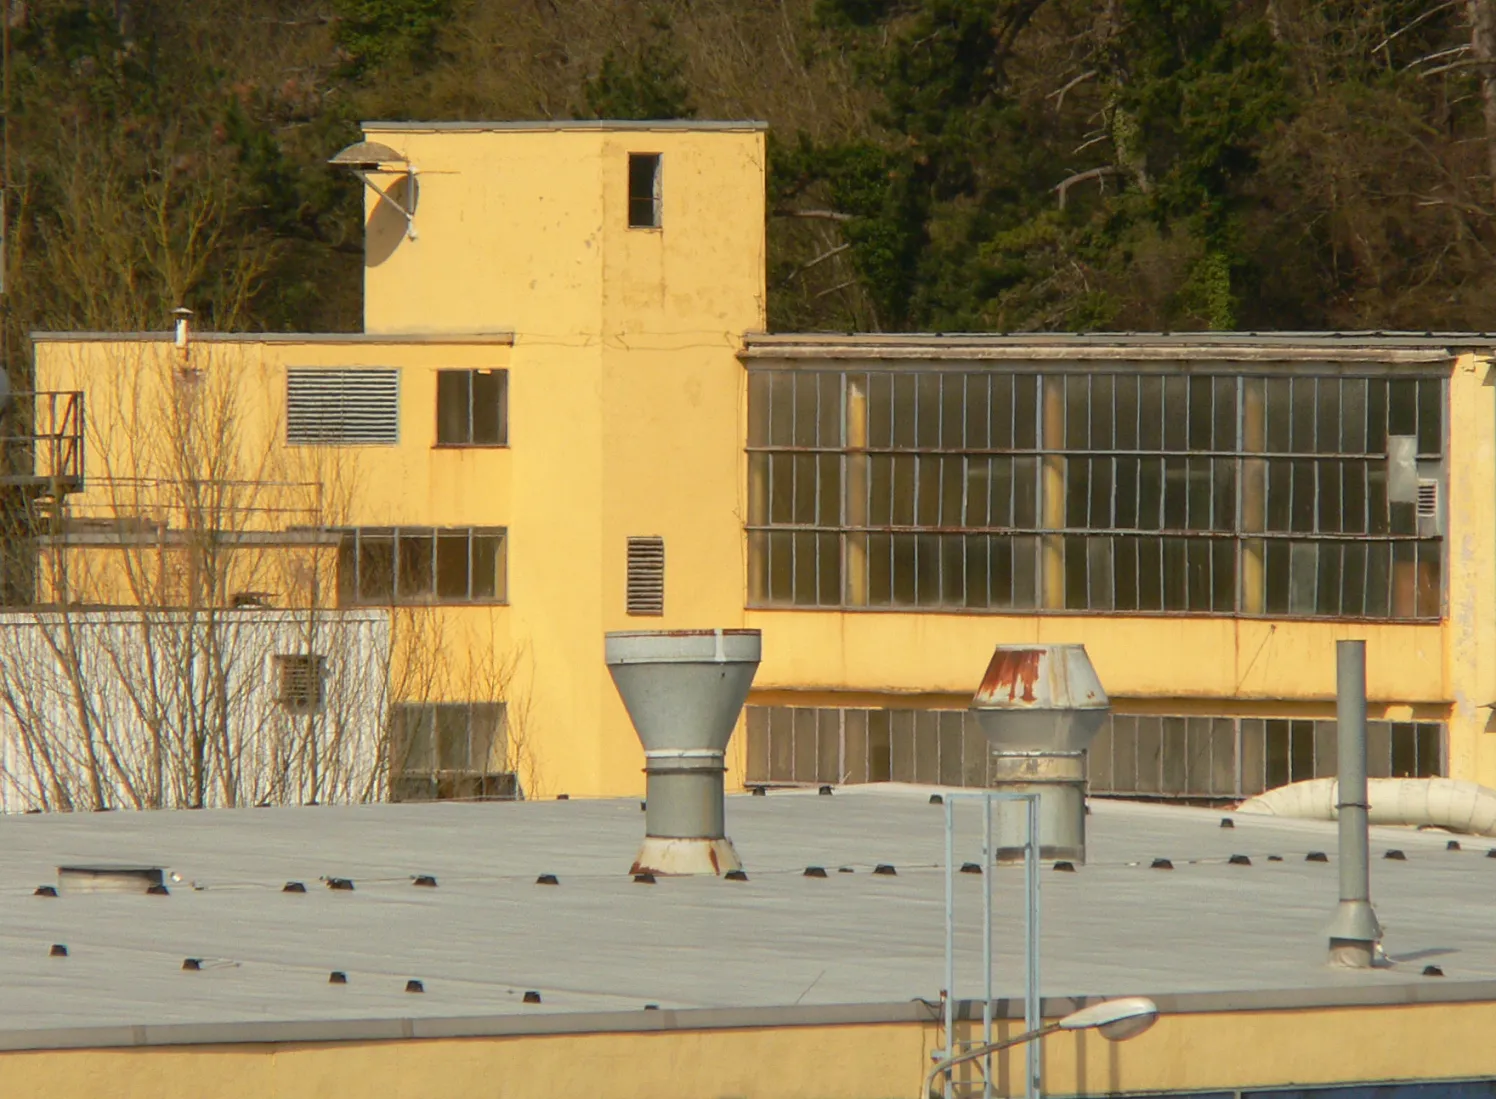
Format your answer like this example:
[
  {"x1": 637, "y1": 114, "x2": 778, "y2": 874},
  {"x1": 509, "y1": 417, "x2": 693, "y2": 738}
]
[
  {"x1": 779, "y1": 243, "x2": 851, "y2": 287},
  {"x1": 813, "y1": 278, "x2": 858, "y2": 300},
  {"x1": 1047, "y1": 69, "x2": 1097, "y2": 112},
  {"x1": 1053, "y1": 166, "x2": 1118, "y2": 209},
  {"x1": 1375, "y1": 0, "x2": 1461, "y2": 54},
  {"x1": 773, "y1": 208, "x2": 854, "y2": 222}
]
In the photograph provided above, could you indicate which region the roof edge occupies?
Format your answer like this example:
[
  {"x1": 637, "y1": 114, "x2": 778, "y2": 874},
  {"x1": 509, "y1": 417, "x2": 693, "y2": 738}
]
[
  {"x1": 30, "y1": 331, "x2": 516, "y2": 346},
  {"x1": 3, "y1": 982, "x2": 1493, "y2": 1052},
  {"x1": 362, "y1": 119, "x2": 768, "y2": 134}
]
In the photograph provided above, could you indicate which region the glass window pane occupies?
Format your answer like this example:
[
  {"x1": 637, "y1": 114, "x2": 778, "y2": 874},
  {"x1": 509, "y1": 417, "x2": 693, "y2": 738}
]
[
  {"x1": 746, "y1": 708, "x2": 769, "y2": 783},
  {"x1": 938, "y1": 711, "x2": 964, "y2": 787},
  {"x1": 868, "y1": 710, "x2": 892, "y2": 782},
  {"x1": 913, "y1": 711, "x2": 940, "y2": 784},
  {"x1": 397, "y1": 530, "x2": 435, "y2": 599},
  {"x1": 357, "y1": 531, "x2": 394, "y2": 602},
  {"x1": 769, "y1": 709, "x2": 793, "y2": 782},
  {"x1": 435, "y1": 704, "x2": 470, "y2": 771},
  {"x1": 473, "y1": 532, "x2": 503, "y2": 601},
  {"x1": 1111, "y1": 715, "x2": 1138, "y2": 792},
  {"x1": 471, "y1": 703, "x2": 504, "y2": 771},
  {"x1": 436, "y1": 371, "x2": 469, "y2": 445},
  {"x1": 793, "y1": 709, "x2": 818, "y2": 783},
  {"x1": 391, "y1": 705, "x2": 433, "y2": 772},
  {"x1": 817, "y1": 710, "x2": 841, "y2": 783},
  {"x1": 748, "y1": 373, "x2": 770, "y2": 447},
  {"x1": 436, "y1": 532, "x2": 470, "y2": 600},
  {"x1": 890, "y1": 710, "x2": 916, "y2": 782},
  {"x1": 1135, "y1": 717, "x2": 1162, "y2": 793},
  {"x1": 472, "y1": 369, "x2": 506, "y2": 445},
  {"x1": 844, "y1": 710, "x2": 869, "y2": 785}
]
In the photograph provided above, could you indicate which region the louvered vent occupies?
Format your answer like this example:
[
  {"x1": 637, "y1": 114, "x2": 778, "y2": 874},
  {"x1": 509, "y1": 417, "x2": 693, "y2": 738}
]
[
  {"x1": 1417, "y1": 479, "x2": 1440, "y2": 519},
  {"x1": 286, "y1": 368, "x2": 399, "y2": 445},
  {"x1": 274, "y1": 654, "x2": 326, "y2": 715},
  {"x1": 626, "y1": 537, "x2": 665, "y2": 617}
]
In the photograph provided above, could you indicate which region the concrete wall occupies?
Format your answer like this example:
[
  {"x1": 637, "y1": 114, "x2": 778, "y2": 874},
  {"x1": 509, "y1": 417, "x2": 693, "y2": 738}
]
[{"x1": 6, "y1": 999, "x2": 1496, "y2": 1098}]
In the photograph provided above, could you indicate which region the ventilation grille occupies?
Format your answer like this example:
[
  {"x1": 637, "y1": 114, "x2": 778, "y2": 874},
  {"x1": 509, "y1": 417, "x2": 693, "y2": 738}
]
[
  {"x1": 286, "y1": 368, "x2": 399, "y2": 445},
  {"x1": 274, "y1": 654, "x2": 326, "y2": 715},
  {"x1": 1417, "y1": 479, "x2": 1440, "y2": 519},
  {"x1": 626, "y1": 536, "x2": 665, "y2": 616}
]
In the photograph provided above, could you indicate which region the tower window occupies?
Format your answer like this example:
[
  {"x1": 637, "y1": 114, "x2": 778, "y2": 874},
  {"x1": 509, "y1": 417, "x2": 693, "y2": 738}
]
[{"x1": 628, "y1": 153, "x2": 662, "y2": 229}]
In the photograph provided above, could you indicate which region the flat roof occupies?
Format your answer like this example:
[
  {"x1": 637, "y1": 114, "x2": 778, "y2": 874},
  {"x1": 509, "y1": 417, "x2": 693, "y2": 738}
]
[
  {"x1": 363, "y1": 120, "x2": 768, "y2": 134},
  {"x1": 0, "y1": 787, "x2": 1490, "y2": 1050},
  {"x1": 30, "y1": 331, "x2": 515, "y2": 345},
  {"x1": 742, "y1": 333, "x2": 1488, "y2": 365}
]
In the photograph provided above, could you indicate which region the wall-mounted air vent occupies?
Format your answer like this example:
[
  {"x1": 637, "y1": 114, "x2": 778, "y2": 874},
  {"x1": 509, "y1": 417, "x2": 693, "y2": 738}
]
[
  {"x1": 626, "y1": 537, "x2": 665, "y2": 617},
  {"x1": 286, "y1": 368, "x2": 399, "y2": 445},
  {"x1": 1417, "y1": 480, "x2": 1439, "y2": 519},
  {"x1": 274, "y1": 653, "x2": 326, "y2": 715}
]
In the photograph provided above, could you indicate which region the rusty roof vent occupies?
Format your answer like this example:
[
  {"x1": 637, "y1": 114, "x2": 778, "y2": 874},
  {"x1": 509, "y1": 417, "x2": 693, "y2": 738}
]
[
  {"x1": 970, "y1": 644, "x2": 1108, "y2": 751},
  {"x1": 970, "y1": 644, "x2": 1109, "y2": 865},
  {"x1": 57, "y1": 866, "x2": 166, "y2": 895},
  {"x1": 606, "y1": 629, "x2": 761, "y2": 877}
]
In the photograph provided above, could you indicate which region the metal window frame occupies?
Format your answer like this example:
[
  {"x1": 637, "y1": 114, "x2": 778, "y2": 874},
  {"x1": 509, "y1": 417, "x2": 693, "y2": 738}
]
[
  {"x1": 627, "y1": 152, "x2": 663, "y2": 230},
  {"x1": 435, "y1": 368, "x2": 509, "y2": 448},
  {"x1": 746, "y1": 367, "x2": 1446, "y2": 622},
  {"x1": 743, "y1": 704, "x2": 1448, "y2": 799},
  {"x1": 338, "y1": 526, "x2": 508, "y2": 607}
]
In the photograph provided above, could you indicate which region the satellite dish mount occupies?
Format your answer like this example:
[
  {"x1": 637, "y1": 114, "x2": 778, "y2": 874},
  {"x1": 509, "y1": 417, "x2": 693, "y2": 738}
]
[{"x1": 329, "y1": 141, "x2": 419, "y2": 241}]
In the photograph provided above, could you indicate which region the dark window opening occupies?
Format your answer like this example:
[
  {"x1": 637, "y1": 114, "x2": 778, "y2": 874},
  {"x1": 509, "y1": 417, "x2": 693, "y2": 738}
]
[
  {"x1": 436, "y1": 369, "x2": 508, "y2": 446},
  {"x1": 746, "y1": 705, "x2": 1445, "y2": 798},
  {"x1": 389, "y1": 702, "x2": 515, "y2": 801},
  {"x1": 337, "y1": 527, "x2": 507, "y2": 606},
  {"x1": 628, "y1": 153, "x2": 662, "y2": 229}
]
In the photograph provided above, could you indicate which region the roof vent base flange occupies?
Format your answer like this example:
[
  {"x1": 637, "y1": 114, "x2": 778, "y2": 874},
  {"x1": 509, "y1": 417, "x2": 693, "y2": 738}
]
[{"x1": 630, "y1": 836, "x2": 742, "y2": 877}]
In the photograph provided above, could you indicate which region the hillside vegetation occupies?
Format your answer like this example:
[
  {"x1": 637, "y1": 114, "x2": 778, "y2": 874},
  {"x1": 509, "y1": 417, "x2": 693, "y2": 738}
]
[{"x1": 6, "y1": 0, "x2": 1495, "y2": 362}]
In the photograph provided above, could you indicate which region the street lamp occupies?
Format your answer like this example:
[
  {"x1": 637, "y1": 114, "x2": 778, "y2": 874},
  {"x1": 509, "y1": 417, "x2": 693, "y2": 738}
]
[{"x1": 922, "y1": 996, "x2": 1158, "y2": 1099}]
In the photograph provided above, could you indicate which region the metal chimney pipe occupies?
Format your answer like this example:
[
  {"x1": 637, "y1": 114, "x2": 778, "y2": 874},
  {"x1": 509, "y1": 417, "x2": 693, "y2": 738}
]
[
  {"x1": 1327, "y1": 639, "x2": 1381, "y2": 967},
  {"x1": 605, "y1": 629, "x2": 761, "y2": 876},
  {"x1": 970, "y1": 644, "x2": 1109, "y2": 864}
]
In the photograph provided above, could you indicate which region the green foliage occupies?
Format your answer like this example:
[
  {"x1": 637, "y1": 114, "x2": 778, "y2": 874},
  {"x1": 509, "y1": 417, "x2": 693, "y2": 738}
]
[
  {"x1": 582, "y1": 16, "x2": 696, "y2": 120},
  {"x1": 5, "y1": 0, "x2": 1496, "y2": 350},
  {"x1": 332, "y1": 0, "x2": 453, "y2": 75}
]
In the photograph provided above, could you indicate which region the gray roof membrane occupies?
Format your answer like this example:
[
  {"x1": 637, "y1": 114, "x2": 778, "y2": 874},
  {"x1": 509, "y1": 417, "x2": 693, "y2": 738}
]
[{"x1": 0, "y1": 787, "x2": 1490, "y2": 1046}]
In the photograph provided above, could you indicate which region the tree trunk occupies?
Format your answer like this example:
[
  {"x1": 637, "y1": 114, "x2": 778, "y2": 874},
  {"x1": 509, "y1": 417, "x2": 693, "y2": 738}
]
[{"x1": 1470, "y1": 0, "x2": 1496, "y2": 204}]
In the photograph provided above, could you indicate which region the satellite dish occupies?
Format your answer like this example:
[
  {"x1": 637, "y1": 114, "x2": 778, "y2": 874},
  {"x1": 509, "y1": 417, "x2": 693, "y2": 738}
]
[
  {"x1": 328, "y1": 140, "x2": 419, "y2": 241},
  {"x1": 327, "y1": 140, "x2": 408, "y2": 171}
]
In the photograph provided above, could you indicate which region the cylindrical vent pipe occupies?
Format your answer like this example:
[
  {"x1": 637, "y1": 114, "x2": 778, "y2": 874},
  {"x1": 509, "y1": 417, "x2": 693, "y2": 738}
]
[
  {"x1": 1327, "y1": 639, "x2": 1382, "y2": 967},
  {"x1": 605, "y1": 629, "x2": 761, "y2": 876},
  {"x1": 969, "y1": 644, "x2": 1109, "y2": 864}
]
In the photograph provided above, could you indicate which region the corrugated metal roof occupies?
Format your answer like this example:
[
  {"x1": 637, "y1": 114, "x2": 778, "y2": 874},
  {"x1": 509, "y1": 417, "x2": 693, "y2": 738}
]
[{"x1": 0, "y1": 788, "x2": 1490, "y2": 1049}]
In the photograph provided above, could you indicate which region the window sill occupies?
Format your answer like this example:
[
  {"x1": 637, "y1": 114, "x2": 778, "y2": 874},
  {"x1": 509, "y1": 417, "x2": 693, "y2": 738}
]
[
  {"x1": 339, "y1": 600, "x2": 510, "y2": 609},
  {"x1": 743, "y1": 602, "x2": 1443, "y2": 624},
  {"x1": 432, "y1": 443, "x2": 510, "y2": 450}
]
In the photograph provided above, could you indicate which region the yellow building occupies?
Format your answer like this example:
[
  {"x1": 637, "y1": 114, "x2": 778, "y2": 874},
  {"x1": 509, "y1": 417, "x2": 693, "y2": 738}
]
[{"x1": 28, "y1": 119, "x2": 1496, "y2": 805}]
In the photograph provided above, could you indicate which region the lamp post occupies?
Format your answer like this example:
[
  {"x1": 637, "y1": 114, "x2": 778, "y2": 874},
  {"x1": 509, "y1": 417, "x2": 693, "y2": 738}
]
[{"x1": 922, "y1": 996, "x2": 1159, "y2": 1099}]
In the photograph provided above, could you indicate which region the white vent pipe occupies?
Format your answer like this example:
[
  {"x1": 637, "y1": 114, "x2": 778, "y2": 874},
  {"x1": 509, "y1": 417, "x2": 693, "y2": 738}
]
[{"x1": 1239, "y1": 776, "x2": 1496, "y2": 835}]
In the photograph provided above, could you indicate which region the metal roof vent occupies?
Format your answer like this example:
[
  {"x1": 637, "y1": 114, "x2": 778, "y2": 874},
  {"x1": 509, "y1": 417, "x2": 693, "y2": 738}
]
[
  {"x1": 605, "y1": 629, "x2": 761, "y2": 875},
  {"x1": 970, "y1": 644, "x2": 1109, "y2": 864},
  {"x1": 57, "y1": 865, "x2": 166, "y2": 895}
]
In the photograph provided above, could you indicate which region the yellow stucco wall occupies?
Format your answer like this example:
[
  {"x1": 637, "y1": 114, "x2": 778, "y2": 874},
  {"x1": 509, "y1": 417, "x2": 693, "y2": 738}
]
[
  {"x1": 28, "y1": 124, "x2": 1496, "y2": 800},
  {"x1": 7, "y1": 1001, "x2": 1496, "y2": 1098}
]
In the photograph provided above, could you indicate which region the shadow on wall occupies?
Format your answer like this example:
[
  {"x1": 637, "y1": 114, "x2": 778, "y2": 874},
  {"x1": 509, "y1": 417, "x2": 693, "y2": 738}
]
[{"x1": 366, "y1": 175, "x2": 418, "y2": 268}]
